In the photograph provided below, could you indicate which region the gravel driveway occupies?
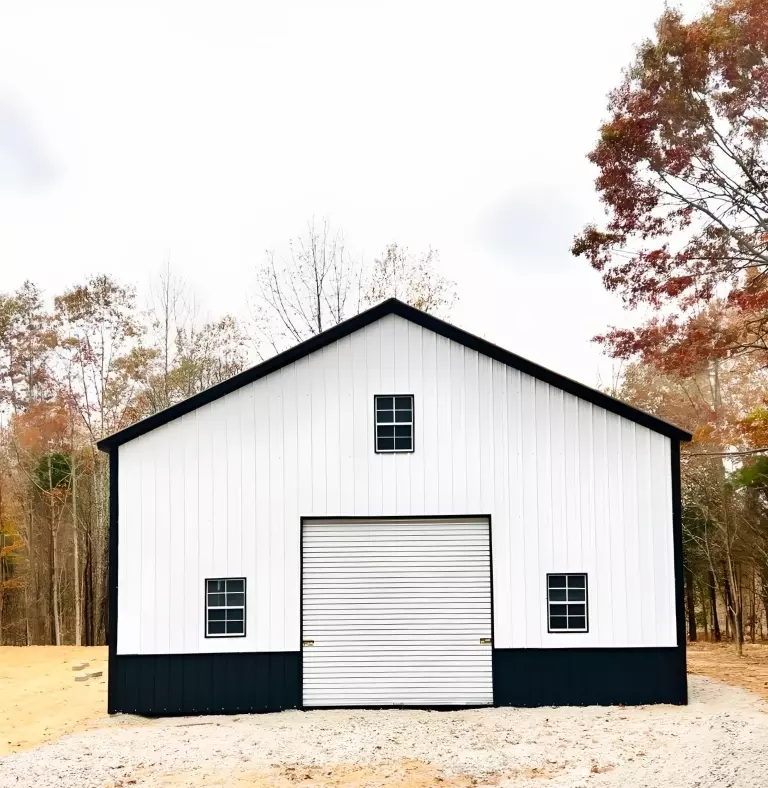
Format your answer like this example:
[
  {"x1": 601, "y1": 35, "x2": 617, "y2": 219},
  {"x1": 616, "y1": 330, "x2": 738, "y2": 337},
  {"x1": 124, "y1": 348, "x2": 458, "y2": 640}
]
[{"x1": 1, "y1": 675, "x2": 766, "y2": 787}]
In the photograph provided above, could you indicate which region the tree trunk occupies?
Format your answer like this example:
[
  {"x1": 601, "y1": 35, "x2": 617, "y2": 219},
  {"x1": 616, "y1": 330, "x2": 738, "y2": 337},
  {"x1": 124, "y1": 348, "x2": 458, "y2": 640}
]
[
  {"x1": 709, "y1": 571, "x2": 721, "y2": 642},
  {"x1": 750, "y1": 571, "x2": 756, "y2": 644},
  {"x1": 49, "y1": 458, "x2": 61, "y2": 647},
  {"x1": 0, "y1": 485, "x2": 4, "y2": 646},
  {"x1": 25, "y1": 501, "x2": 32, "y2": 645},
  {"x1": 72, "y1": 447, "x2": 81, "y2": 646},
  {"x1": 697, "y1": 577, "x2": 709, "y2": 640},
  {"x1": 763, "y1": 595, "x2": 768, "y2": 642},
  {"x1": 724, "y1": 569, "x2": 742, "y2": 655},
  {"x1": 83, "y1": 534, "x2": 93, "y2": 646},
  {"x1": 0, "y1": 537, "x2": 4, "y2": 647},
  {"x1": 685, "y1": 566, "x2": 697, "y2": 641}
]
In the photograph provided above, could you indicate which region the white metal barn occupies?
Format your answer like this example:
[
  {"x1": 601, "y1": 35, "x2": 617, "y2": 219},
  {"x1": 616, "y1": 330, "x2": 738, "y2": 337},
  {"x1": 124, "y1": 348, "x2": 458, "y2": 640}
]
[{"x1": 98, "y1": 299, "x2": 691, "y2": 715}]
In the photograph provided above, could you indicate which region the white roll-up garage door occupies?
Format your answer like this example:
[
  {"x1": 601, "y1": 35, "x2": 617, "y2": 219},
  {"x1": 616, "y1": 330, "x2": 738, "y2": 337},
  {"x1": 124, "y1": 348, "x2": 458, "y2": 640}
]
[{"x1": 302, "y1": 517, "x2": 493, "y2": 707}]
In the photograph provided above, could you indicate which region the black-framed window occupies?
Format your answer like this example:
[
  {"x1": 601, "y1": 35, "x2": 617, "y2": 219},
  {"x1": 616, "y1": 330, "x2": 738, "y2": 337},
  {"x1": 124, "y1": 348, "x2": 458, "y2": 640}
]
[
  {"x1": 205, "y1": 578, "x2": 246, "y2": 637},
  {"x1": 547, "y1": 573, "x2": 588, "y2": 632},
  {"x1": 375, "y1": 395, "x2": 414, "y2": 453}
]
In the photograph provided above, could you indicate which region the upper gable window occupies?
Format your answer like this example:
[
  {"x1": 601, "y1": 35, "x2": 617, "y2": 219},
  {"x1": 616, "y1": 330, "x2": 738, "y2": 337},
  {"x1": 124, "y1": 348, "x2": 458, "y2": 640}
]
[{"x1": 375, "y1": 395, "x2": 414, "y2": 453}]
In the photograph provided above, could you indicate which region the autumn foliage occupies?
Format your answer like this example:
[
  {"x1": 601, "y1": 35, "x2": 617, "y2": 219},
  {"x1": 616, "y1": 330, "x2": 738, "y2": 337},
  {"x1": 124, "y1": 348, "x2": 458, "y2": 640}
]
[
  {"x1": 573, "y1": 0, "x2": 768, "y2": 371},
  {"x1": 577, "y1": 1, "x2": 768, "y2": 648}
]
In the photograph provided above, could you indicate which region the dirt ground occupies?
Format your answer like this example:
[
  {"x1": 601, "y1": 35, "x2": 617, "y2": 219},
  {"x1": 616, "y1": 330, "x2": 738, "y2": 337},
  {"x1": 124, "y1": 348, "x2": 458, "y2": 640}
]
[
  {"x1": 0, "y1": 646, "x2": 109, "y2": 756},
  {"x1": 687, "y1": 641, "x2": 768, "y2": 700},
  {"x1": 1, "y1": 642, "x2": 768, "y2": 787},
  {"x1": 145, "y1": 760, "x2": 505, "y2": 787}
]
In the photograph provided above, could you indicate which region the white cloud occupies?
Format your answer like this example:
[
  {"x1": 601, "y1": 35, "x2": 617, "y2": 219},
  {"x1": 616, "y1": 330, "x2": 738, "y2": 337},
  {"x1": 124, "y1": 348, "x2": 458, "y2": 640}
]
[{"x1": 0, "y1": 0, "x2": 709, "y2": 385}]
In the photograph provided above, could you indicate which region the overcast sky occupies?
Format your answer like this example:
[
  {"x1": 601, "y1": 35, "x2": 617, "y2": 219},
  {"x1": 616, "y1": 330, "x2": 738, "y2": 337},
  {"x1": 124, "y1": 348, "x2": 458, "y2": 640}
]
[{"x1": 0, "y1": 0, "x2": 707, "y2": 387}]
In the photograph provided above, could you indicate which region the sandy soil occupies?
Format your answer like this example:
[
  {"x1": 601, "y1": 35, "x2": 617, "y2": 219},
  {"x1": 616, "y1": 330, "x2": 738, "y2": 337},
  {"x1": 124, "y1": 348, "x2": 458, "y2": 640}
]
[
  {"x1": 0, "y1": 646, "x2": 110, "y2": 756},
  {"x1": 2, "y1": 675, "x2": 767, "y2": 788},
  {"x1": 2, "y1": 643, "x2": 768, "y2": 786},
  {"x1": 687, "y1": 641, "x2": 768, "y2": 700}
]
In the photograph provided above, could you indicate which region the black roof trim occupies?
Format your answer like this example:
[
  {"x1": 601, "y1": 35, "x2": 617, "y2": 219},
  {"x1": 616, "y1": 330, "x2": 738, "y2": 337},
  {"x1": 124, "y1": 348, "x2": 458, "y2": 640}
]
[{"x1": 97, "y1": 298, "x2": 692, "y2": 451}]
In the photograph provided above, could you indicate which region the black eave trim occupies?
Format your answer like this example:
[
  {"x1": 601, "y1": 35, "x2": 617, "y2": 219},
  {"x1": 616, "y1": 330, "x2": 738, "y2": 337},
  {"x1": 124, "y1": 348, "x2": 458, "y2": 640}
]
[
  {"x1": 96, "y1": 299, "x2": 692, "y2": 451},
  {"x1": 108, "y1": 448, "x2": 119, "y2": 714},
  {"x1": 671, "y1": 440, "x2": 689, "y2": 702}
]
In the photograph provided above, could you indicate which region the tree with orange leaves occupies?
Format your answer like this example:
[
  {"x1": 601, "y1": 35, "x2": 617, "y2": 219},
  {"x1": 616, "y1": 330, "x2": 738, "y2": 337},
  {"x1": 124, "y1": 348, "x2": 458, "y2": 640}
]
[
  {"x1": 575, "y1": 0, "x2": 768, "y2": 652},
  {"x1": 573, "y1": 0, "x2": 768, "y2": 371}
]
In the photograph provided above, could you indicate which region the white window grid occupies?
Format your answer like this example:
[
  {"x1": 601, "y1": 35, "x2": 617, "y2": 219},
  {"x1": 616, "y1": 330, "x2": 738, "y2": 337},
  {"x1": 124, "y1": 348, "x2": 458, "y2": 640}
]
[
  {"x1": 206, "y1": 578, "x2": 246, "y2": 637},
  {"x1": 375, "y1": 395, "x2": 414, "y2": 452},
  {"x1": 547, "y1": 574, "x2": 588, "y2": 632}
]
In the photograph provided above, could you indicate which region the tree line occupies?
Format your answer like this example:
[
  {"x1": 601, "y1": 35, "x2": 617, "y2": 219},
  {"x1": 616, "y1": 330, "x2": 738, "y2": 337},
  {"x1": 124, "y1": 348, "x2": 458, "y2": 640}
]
[
  {"x1": 0, "y1": 222, "x2": 455, "y2": 645},
  {"x1": 574, "y1": 0, "x2": 768, "y2": 652}
]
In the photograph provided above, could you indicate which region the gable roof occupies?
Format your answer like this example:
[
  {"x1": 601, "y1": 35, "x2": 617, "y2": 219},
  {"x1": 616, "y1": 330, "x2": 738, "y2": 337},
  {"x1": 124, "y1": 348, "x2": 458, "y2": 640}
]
[{"x1": 97, "y1": 298, "x2": 692, "y2": 451}]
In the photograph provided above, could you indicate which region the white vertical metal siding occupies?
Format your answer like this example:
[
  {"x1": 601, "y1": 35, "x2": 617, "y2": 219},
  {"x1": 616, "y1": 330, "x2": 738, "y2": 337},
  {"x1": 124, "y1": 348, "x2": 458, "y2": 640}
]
[
  {"x1": 302, "y1": 518, "x2": 493, "y2": 707},
  {"x1": 116, "y1": 313, "x2": 677, "y2": 655}
]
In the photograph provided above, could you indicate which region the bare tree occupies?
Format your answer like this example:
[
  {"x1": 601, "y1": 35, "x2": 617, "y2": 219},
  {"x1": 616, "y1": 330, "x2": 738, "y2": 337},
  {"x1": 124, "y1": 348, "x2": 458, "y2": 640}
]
[
  {"x1": 251, "y1": 219, "x2": 363, "y2": 356},
  {"x1": 251, "y1": 221, "x2": 457, "y2": 357},
  {"x1": 147, "y1": 258, "x2": 189, "y2": 411},
  {"x1": 364, "y1": 244, "x2": 456, "y2": 316}
]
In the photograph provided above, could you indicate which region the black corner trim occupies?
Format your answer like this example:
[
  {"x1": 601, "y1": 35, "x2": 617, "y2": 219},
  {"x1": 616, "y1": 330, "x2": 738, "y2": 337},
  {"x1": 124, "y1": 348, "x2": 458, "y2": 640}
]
[
  {"x1": 97, "y1": 299, "x2": 692, "y2": 452},
  {"x1": 108, "y1": 448, "x2": 119, "y2": 713},
  {"x1": 671, "y1": 441, "x2": 688, "y2": 702}
]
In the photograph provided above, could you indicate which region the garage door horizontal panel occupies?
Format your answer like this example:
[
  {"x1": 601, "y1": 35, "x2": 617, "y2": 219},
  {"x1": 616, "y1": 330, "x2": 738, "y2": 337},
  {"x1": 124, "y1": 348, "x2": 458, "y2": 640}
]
[
  {"x1": 304, "y1": 535, "x2": 489, "y2": 541},
  {"x1": 303, "y1": 584, "x2": 490, "y2": 594},
  {"x1": 304, "y1": 695, "x2": 493, "y2": 706},
  {"x1": 305, "y1": 635, "x2": 490, "y2": 642},
  {"x1": 303, "y1": 669, "x2": 492, "y2": 679},
  {"x1": 304, "y1": 556, "x2": 489, "y2": 563},
  {"x1": 304, "y1": 619, "x2": 490, "y2": 627},
  {"x1": 303, "y1": 658, "x2": 491, "y2": 668},
  {"x1": 304, "y1": 603, "x2": 491, "y2": 613},
  {"x1": 303, "y1": 593, "x2": 490, "y2": 602},
  {"x1": 303, "y1": 563, "x2": 489, "y2": 573},
  {"x1": 303, "y1": 571, "x2": 489, "y2": 581},
  {"x1": 305, "y1": 669, "x2": 492, "y2": 676},
  {"x1": 303, "y1": 688, "x2": 493, "y2": 697},
  {"x1": 304, "y1": 685, "x2": 491, "y2": 692},
  {"x1": 305, "y1": 591, "x2": 489, "y2": 598},
  {"x1": 303, "y1": 578, "x2": 490, "y2": 588},
  {"x1": 304, "y1": 548, "x2": 489, "y2": 557},
  {"x1": 304, "y1": 666, "x2": 491, "y2": 676},
  {"x1": 304, "y1": 608, "x2": 491, "y2": 621},
  {"x1": 305, "y1": 620, "x2": 490, "y2": 629},
  {"x1": 305, "y1": 602, "x2": 489, "y2": 611},
  {"x1": 304, "y1": 526, "x2": 488, "y2": 533},
  {"x1": 304, "y1": 524, "x2": 487, "y2": 528},
  {"x1": 303, "y1": 670, "x2": 492, "y2": 679},
  {"x1": 304, "y1": 615, "x2": 491, "y2": 625},
  {"x1": 306, "y1": 637, "x2": 491, "y2": 644},
  {"x1": 305, "y1": 647, "x2": 492, "y2": 656},
  {"x1": 304, "y1": 605, "x2": 491, "y2": 613},
  {"x1": 304, "y1": 684, "x2": 493, "y2": 693},
  {"x1": 302, "y1": 517, "x2": 492, "y2": 707},
  {"x1": 303, "y1": 533, "x2": 488, "y2": 543}
]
